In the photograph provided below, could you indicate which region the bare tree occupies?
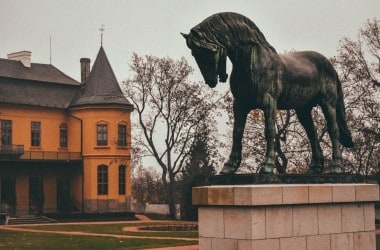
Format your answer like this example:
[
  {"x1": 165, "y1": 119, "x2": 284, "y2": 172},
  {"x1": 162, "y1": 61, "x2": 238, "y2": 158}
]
[
  {"x1": 179, "y1": 123, "x2": 217, "y2": 220},
  {"x1": 132, "y1": 166, "x2": 166, "y2": 205},
  {"x1": 332, "y1": 18, "x2": 380, "y2": 175},
  {"x1": 123, "y1": 54, "x2": 217, "y2": 218}
]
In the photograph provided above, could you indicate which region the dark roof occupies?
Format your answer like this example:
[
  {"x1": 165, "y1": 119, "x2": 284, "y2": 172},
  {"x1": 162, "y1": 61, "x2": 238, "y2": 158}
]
[
  {"x1": 0, "y1": 78, "x2": 79, "y2": 108},
  {"x1": 0, "y1": 58, "x2": 80, "y2": 85},
  {"x1": 70, "y1": 46, "x2": 132, "y2": 109},
  {"x1": 0, "y1": 58, "x2": 80, "y2": 108}
]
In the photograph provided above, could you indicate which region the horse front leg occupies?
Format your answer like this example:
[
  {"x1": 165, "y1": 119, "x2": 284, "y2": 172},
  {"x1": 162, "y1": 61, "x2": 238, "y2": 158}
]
[
  {"x1": 259, "y1": 93, "x2": 276, "y2": 174},
  {"x1": 220, "y1": 100, "x2": 248, "y2": 174}
]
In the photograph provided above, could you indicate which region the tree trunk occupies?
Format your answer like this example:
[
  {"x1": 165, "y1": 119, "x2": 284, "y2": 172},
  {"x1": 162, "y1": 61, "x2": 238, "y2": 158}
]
[
  {"x1": 167, "y1": 172, "x2": 176, "y2": 219},
  {"x1": 162, "y1": 168, "x2": 176, "y2": 219}
]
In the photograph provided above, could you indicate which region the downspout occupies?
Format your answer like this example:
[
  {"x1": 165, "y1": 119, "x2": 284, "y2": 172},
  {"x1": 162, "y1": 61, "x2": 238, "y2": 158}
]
[
  {"x1": 67, "y1": 57, "x2": 89, "y2": 213},
  {"x1": 69, "y1": 113, "x2": 84, "y2": 213}
]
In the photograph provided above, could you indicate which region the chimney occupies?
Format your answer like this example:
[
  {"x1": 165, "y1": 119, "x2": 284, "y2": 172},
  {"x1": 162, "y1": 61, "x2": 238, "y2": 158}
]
[
  {"x1": 7, "y1": 51, "x2": 32, "y2": 67},
  {"x1": 80, "y1": 58, "x2": 91, "y2": 84}
]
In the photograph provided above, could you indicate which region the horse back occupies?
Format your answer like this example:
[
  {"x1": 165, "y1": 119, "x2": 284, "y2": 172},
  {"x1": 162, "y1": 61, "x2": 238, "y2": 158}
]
[{"x1": 277, "y1": 51, "x2": 337, "y2": 109}]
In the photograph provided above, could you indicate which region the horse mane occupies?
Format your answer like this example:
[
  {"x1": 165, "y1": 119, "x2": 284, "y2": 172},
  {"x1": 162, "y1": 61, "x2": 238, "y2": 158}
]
[{"x1": 191, "y1": 12, "x2": 276, "y2": 53}]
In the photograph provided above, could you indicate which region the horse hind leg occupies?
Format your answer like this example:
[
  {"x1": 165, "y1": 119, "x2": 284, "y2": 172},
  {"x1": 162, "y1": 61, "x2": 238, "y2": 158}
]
[
  {"x1": 296, "y1": 107, "x2": 324, "y2": 174},
  {"x1": 320, "y1": 101, "x2": 343, "y2": 173}
]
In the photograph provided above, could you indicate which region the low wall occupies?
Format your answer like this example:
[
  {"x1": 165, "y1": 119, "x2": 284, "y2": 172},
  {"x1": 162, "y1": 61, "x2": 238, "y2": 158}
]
[
  {"x1": 145, "y1": 203, "x2": 170, "y2": 215},
  {"x1": 193, "y1": 183, "x2": 379, "y2": 250},
  {"x1": 145, "y1": 203, "x2": 180, "y2": 219}
]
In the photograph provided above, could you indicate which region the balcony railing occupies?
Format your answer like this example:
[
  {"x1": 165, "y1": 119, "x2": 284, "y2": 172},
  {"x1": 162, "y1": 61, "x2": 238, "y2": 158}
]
[
  {"x1": 20, "y1": 151, "x2": 82, "y2": 161},
  {"x1": 0, "y1": 144, "x2": 24, "y2": 159},
  {"x1": 0, "y1": 145, "x2": 81, "y2": 161}
]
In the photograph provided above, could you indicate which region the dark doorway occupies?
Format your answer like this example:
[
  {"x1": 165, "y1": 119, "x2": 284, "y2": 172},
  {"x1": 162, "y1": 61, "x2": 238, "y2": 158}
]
[
  {"x1": 29, "y1": 176, "x2": 44, "y2": 215},
  {"x1": 57, "y1": 176, "x2": 70, "y2": 212},
  {"x1": 0, "y1": 177, "x2": 16, "y2": 215}
]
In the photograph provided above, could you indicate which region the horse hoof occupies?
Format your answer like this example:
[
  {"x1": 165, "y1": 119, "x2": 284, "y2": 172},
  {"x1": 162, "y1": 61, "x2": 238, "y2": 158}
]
[
  {"x1": 328, "y1": 166, "x2": 343, "y2": 174},
  {"x1": 259, "y1": 165, "x2": 274, "y2": 174},
  {"x1": 307, "y1": 166, "x2": 323, "y2": 174},
  {"x1": 219, "y1": 164, "x2": 237, "y2": 175}
]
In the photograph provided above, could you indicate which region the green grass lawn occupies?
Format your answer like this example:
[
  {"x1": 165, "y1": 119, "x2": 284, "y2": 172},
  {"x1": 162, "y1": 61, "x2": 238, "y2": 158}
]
[
  {"x1": 0, "y1": 230, "x2": 195, "y2": 250},
  {"x1": 0, "y1": 221, "x2": 198, "y2": 249},
  {"x1": 23, "y1": 221, "x2": 198, "y2": 238},
  {"x1": 3, "y1": 222, "x2": 379, "y2": 249}
]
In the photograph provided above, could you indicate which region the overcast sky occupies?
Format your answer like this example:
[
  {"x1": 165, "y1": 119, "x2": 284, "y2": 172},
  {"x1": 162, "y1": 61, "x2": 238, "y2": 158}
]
[{"x1": 1, "y1": 0, "x2": 379, "y2": 86}]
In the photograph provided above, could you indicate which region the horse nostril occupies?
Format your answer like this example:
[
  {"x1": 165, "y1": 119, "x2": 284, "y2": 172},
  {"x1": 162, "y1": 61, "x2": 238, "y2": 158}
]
[{"x1": 219, "y1": 73, "x2": 228, "y2": 83}]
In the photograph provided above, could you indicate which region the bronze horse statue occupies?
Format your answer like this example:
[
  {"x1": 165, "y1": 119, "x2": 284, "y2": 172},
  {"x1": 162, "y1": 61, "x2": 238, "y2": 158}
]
[{"x1": 182, "y1": 12, "x2": 354, "y2": 174}]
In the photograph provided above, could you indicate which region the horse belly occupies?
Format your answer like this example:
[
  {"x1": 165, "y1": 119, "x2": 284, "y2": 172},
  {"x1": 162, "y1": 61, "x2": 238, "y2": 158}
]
[{"x1": 277, "y1": 82, "x2": 320, "y2": 109}]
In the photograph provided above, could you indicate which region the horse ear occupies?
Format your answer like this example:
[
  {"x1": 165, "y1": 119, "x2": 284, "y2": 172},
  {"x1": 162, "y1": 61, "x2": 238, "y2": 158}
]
[
  {"x1": 181, "y1": 33, "x2": 192, "y2": 48},
  {"x1": 181, "y1": 32, "x2": 189, "y2": 40}
]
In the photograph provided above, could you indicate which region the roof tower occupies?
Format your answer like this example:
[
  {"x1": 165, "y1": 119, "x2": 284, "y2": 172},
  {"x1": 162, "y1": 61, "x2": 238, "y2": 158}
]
[{"x1": 70, "y1": 46, "x2": 132, "y2": 109}]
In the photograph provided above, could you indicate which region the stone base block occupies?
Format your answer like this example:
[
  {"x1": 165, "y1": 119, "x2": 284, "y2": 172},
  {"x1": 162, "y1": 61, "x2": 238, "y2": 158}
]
[
  {"x1": 84, "y1": 199, "x2": 130, "y2": 213},
  {"x1": 193, "y1": 183, "x2": 379, "y2": 250}
]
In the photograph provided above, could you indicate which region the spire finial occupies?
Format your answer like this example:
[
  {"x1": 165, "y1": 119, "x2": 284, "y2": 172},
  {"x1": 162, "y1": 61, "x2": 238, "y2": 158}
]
[{"x1": 99, "y1": 24, "x2": 105, "y2": 45}]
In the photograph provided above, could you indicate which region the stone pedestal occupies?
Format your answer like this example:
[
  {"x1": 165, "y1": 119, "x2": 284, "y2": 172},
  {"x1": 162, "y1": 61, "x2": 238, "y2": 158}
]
[{"x1": 193, "y1": 183, "x2": 379, "y2": 250}]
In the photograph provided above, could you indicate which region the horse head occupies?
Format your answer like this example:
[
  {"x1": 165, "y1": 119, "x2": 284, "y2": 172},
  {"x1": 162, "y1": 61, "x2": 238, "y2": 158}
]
[{"x1": 181, "y1": 30, "x2": 228, "y2": 88}]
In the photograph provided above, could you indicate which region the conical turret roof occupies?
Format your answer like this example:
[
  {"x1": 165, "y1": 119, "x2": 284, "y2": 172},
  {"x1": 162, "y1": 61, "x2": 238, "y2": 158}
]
[{"x1": 70, "y1": 46, "x2": 132, "y2": 109}]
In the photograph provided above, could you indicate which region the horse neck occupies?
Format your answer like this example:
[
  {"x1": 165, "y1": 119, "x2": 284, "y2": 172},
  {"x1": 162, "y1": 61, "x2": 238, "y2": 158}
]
[{"x1": 226, "y1": 44, "x2": 278, "y2": 66}]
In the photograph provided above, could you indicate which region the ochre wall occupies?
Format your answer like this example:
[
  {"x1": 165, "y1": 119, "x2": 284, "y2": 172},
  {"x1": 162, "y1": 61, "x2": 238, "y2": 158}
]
[
  {"x1": 1, "y1": 104, "x2": 81, "y2": 153},
  {"x1": 70, "y1": 106, "x2": 132, "y2": 157},
  {"x1": 15, "y1": 174, "x2": 29, "y2": 215},
  {"x1": 1, "y1": 104, "x2": 132, "y2": 214},
  {"x1": 70, "y1": 106, "x2": 132, "y2": 212},
  {"x1": 43, "y1": 172, "x2": 57, "y2": 213}
]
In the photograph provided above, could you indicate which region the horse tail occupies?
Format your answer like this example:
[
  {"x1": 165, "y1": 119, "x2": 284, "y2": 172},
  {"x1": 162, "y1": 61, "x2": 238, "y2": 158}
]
[{"x1": 335, "y1": 76, "x2": 354, "y2": 148}]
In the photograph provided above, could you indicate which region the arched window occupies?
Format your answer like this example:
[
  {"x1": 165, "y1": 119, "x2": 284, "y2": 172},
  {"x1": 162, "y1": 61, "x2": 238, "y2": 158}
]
[
  {"x1": 96, "y1": 122, "x2": 108, "y2": 146},
  {"x1": 117, "y1": 122, "x2": 127, "y2": 147},
  {"x1": 59, "y1": 123, "x2": 68, "y2": 148},
  {"x1": 97, "y1": 165, "x2": 108, "y2": 195},
  {"x1": 118, "y1": 165, "x2": 126, "y2": 195}
]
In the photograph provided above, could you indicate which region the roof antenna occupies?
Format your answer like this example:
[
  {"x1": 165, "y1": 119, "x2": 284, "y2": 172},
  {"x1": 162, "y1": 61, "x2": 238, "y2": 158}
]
[
  {"x1": 49, "y1": 35, "x2": 52, "y2": 64},
  {"x1": 99, "y1": 24, "x2": 105, "y2": 46}
]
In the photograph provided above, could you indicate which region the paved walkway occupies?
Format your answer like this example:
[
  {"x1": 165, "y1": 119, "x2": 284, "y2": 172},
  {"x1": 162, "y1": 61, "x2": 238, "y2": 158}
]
[{"x1": 0, "y1": 214, "x2": 199, "y2": 249}]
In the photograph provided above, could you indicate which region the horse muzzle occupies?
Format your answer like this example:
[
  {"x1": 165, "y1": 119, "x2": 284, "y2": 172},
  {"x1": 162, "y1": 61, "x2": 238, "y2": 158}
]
[
  {"x1": 206, "y1": 79, "x2": 218, "y2": 88},
  {"x1": 219, "y1": 72, "x2": 228, "y2": 83}
]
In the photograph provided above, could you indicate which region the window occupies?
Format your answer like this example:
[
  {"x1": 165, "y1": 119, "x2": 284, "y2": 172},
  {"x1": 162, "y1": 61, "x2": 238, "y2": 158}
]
[
  {"x1": 118, "y1": 165, "x2": 126, "y2": 195},
  {"x1": 97, "y1": 124, "x2": 108, "y2": 146},
  {"x1": 118, "y1": 124, "x2": 127, "y2": 147},
  {"x1": 59, "y1": 123, "x2": 68, "y2": 148},
  {"x1": 1, "y1": 120, "x2": 12, "y2": 145},
  {"x1": 31, "y1": 121, "x2": 41, "y2": 147},
  {"x1": 97, "y1": 165, "x2": 108, "y2": 195}
]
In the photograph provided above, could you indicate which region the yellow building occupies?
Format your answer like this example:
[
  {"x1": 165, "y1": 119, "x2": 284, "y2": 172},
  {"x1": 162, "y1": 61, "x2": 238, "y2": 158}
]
[{"x1": 0, "y1": 47, "x2": 133, "y2": 215}]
